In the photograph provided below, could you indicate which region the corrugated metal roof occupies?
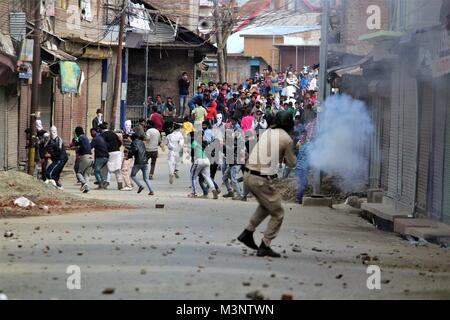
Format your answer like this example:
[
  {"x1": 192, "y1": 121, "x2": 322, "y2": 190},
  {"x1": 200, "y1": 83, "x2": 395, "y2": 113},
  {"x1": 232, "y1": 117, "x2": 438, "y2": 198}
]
[
  {"x1": 239, "y1": 25, "x2": 320, "y2": 36},
  {"x1": 143, "y1": 22, "x2": 176, "y2": 44},
  {"x1": 9, "y1": 12, "x2": 26, "y2": 42}
]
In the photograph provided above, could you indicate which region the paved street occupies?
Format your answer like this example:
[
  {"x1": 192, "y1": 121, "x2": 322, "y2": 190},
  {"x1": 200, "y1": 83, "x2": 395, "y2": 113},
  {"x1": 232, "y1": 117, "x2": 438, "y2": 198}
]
[{"x1": 1, "y1": 155, "x2": 450, "y2": 300}]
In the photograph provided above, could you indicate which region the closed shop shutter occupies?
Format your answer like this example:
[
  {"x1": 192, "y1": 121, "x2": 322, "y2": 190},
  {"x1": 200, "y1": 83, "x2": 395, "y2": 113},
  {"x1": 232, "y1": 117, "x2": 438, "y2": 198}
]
[
  {"x1": 0, "y1": 88, "x2": 5, "y2": 170},
  {"x1": 381, "y1": 96, "x2": 391, "y2": 191},
  {"x1": 0, "y1": 87, "x2": 19, "y2": 170},
  {"x1": 400, "y1": 71, "x2": 418, "y2": 209},
  {"x1": 428, "y1": 76, "x2": 447, "y2": 220},
  {"x1": 387, "y1": 63, "x2": 401, "y2": 200},
  {"x1": 368, "y1": 96, "x2": 383, "y2": 188},
  {"x1": 387, "y1": 61, "x2": 418, "y2": 210},
  {"x1": 442, "y1": 75, "x2": 450, "y2": 224},
  {"x1": 416, "y1": 81, "x2": 433, "y2": 214},
  {"x1": 7, "y1": 93, "x2": 18, "y2": 169}
]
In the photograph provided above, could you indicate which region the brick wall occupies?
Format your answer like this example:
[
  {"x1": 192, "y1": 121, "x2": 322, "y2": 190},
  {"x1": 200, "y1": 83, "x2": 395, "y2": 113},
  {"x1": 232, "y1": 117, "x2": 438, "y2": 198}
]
[
  {"x1": 127, "y1": 48, "x2": 195, "y2": 108},
  {"x1": 340, "y1": 0, "x2": 389, "y2": 55},
  {"x1": 54, "y1": 58, "x2": 101, "y2": 144},
  {"x1": 227, "y1": 56, "x2": 268, "y2": 85}
]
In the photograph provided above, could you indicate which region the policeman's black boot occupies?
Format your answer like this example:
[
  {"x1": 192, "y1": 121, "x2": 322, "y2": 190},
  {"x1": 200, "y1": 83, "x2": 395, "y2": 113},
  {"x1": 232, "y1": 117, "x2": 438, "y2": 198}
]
[
  {"x1": 238, "y1": 229, "x2": 259, "y2": 250},
  {"x1": 257, "y1": 241, "x2": 281, "y2": 258}
]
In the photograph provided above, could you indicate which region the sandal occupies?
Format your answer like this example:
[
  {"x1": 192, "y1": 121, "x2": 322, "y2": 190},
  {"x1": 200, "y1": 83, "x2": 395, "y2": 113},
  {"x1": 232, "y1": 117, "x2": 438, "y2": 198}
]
[{"x1": 188, "y1": 193, "x2": 198, "y2": 198}]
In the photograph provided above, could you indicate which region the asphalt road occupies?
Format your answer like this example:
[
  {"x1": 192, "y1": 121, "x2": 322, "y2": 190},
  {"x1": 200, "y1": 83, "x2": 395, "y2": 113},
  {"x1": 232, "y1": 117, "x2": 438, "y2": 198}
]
[{"x1": 1, "y1": 156, "x2": 450, "y2": 300}]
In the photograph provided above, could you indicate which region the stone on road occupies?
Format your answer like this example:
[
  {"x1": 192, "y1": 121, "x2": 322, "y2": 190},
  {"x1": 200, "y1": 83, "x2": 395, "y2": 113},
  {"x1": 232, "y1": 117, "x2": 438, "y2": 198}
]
[{"x1": 1, "y1": 157, "x2": 450, "y2": 299}]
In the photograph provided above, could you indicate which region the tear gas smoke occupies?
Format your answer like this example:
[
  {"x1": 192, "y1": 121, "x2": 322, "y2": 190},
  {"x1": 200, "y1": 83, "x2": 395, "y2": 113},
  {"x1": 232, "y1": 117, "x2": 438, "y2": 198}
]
[{"x1": 309, "y1": 94, "x2": 373, "y2": 192}]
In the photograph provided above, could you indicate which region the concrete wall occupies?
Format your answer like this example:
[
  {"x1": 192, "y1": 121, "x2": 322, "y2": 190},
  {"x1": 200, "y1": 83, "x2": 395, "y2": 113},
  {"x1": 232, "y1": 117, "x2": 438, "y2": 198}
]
[
  {"x1": 127, "y1": 48, "x2": 195, "y2": 107},
  {"x1": 243, "y1": 36, "x2": 283, "y2": 70},
  {"x1": 227, "y1": 56, "x2": 268, "y2": 85}
]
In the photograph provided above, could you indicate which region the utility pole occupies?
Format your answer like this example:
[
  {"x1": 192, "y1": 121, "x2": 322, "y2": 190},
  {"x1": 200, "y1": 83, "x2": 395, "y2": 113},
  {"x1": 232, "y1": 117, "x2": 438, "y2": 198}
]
[
  {"x1": 318, "y1": 0, "x2": 330, "y2": 104},
  {"x1": 313, "y1": 0, "x2": 330, "y2": 194},
  {"x1": 111, "y1": 0, "x2": 126, "y2": 130},
  {"x1": 28, "y1": 0, "x2": 41, "y2": 175},
  {"x1": 212, "y1": 0, "x2": 227, "y2": 82}
]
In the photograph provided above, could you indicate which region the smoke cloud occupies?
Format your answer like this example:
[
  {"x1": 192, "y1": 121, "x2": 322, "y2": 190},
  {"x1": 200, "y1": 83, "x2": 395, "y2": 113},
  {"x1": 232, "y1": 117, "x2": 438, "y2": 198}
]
[{"x1": 309, "y1": 94, "x2": 374, "y2": 192}]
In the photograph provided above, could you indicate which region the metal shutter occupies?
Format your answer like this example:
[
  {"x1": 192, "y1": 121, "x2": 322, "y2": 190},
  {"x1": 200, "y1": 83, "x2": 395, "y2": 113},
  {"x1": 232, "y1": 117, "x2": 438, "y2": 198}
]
[
  {"x1": 400, "y1": 72, "x2": 418, "y2": 209},
  {"x1": 368, "y1": 96, "x2": 383, "y2": 188},
  {"x1": 7, "y1": 93, "x2": 18, "y2": 169},
  {"x1": 428, "y1": 76, "x2": 447, "y2": 221},
  {"x1": 442, "y1": 75, "x2": 450, "y2": 224},
  {"x1": 381, "y1": 96, "x2": 391, "y2": 191},
  {"x1": 0, "y1": 88, "x2": 5, "y2": 170},
  {"x1": 416, "y1": 81, "x2": 433, "y2": 213},
  {"x1": 387, "y1": 62, "x2": 401, "y2": 200},
  {"x1": 387, "y1": 61, "x2": 418, "y2": 210}
]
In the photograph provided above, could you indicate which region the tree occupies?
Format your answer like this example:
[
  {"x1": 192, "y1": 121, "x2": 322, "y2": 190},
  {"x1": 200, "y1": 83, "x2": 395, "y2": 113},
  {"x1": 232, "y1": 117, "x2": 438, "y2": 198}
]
[{"x1": 211, "y1": 0, "x2": 239, "y2": 83}]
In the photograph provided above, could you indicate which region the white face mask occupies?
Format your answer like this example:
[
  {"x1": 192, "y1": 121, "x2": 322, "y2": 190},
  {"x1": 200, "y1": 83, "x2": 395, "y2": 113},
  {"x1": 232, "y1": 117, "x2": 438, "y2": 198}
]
[
  {"x1": 125, "y1": 120, "x2": 132, "y2": 134},
  {"x1": 36, "y1": 120, "x2": 43, "y2": 131},
  {"x1": 50, "y1": 126, "x2": 58, "y2": 139},
  {"x1": 216, "y1": 114, "x2": 223, "y2": 126}
]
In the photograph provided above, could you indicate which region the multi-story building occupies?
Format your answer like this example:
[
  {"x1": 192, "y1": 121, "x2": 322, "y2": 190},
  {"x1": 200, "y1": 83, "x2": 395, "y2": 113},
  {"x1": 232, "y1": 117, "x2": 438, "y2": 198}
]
[{"x1": 329, "y1": 0, "x2": 450, "y2": 225}]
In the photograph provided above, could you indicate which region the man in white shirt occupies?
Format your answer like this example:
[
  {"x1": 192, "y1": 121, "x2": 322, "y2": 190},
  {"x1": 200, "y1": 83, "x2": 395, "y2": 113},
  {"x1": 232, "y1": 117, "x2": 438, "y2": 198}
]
[
  {"x1": 165, "y1": 122, "x2": 184, "y2": 184},
  {"x1": 308, "y1": 75, "x2": 318, "y2": 92},
  {"x1": 145, "y1": 120, "x2": 161, "y2": 180}
]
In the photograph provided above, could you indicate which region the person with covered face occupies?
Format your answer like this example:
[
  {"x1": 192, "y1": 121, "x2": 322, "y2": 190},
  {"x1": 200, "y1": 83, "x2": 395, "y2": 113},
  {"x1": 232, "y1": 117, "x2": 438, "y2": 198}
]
[
  {"x1": 121, "y1": 120, "x2": 134, "y2": 191},
  {"x1": 237, "y1": 111, "x2": 297, "y2": 258},
  {"x1": 252, "y1": 109, "x2": 268, "y2": 134},
  {"x1": 34, "y1": 120, "x2": 48, "y2": 180},
  {"x1": 45, "y1": 126, "x2": 68, "y2": 190},
  {"x1": 74, "y1": 127, "x2": 94, "y2": 193},
  {"x1": 285, "y1": 72, "x2": 299, "y2": 99},
  {"x1": 165, "y1": 122, "x2": 184, "y2": 184}
]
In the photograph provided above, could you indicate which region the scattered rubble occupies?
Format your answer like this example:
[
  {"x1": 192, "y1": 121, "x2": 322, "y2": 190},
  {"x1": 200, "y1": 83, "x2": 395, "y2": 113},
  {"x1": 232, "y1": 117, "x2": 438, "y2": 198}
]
[
  {"x1": 3, "y1": 230, "x2": 13, "y2": 238},
  {"x1": 246, "y1": 290, "x2": 264, "y2": 300},
  {"x1": 281, "y1": 293, "x2": 293, "y2": 300},
  {"x1": 102, "y1": 288, "x2": 115, "y2": 295}
]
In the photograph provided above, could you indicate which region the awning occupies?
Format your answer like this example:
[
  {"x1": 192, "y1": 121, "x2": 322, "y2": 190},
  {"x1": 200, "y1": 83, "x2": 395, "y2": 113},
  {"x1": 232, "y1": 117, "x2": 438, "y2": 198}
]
[
  {"x1": 328, "y1": 56, "x2": 371, "y2": 77},
  {"x1": 42, "y1": 46, "x2": 77, "y2": 61}
]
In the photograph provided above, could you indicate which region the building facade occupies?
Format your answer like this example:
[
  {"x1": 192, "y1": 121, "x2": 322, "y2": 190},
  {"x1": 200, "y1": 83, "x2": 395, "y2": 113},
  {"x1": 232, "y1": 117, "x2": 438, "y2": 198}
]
[{"x1": 329, "y1": 0, "x2": 450, "y2": 224}]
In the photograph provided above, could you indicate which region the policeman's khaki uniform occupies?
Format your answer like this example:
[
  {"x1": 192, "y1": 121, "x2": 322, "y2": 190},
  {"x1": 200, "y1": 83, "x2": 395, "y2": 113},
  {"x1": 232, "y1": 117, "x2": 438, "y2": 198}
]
[{"x1": 244, "y1": 128, "x2": 297, "y2": 242}]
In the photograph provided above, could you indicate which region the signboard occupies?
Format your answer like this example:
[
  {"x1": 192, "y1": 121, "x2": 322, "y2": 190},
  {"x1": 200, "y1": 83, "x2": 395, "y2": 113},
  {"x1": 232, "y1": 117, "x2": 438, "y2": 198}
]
[{"x1": 59, "y1": 61, "x2": 81, "y2": 94}]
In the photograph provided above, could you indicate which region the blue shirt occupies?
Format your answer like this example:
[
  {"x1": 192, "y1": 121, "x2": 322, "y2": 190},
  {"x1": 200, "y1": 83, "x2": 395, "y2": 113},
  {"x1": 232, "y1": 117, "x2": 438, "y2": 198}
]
[
  {"x1": 296, "y1": 143, "x2": 311, "y2": 172},
  {"x1": 77, "y1": 135, "x2": 92, "y2": 156}
]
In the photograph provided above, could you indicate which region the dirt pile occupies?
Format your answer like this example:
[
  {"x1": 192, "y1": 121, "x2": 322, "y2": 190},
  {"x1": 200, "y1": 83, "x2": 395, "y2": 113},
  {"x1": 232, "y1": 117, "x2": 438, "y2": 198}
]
[
  {"x1": 0, "y1": 171, "x2": 130, "y2": 218},
  {"x1": 272, "y1": 178, "x2": 299, "y2": 202}
]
